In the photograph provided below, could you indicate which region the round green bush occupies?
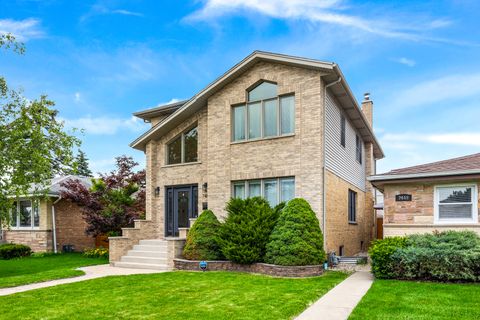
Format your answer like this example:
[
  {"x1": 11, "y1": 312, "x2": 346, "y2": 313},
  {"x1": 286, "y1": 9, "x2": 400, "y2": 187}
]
[
  {"x1": 0, "y1": 243, "x2": 32, "y2": 259},
  {"x1": 218, "y1": 197, "x2": 279, "y2": 264},
  {"x1": 265, "y1": 198, "x2": 325, "y2": 266},
  {"x1": 183, "y1": 210, "x2": 224, "y2": 261}
]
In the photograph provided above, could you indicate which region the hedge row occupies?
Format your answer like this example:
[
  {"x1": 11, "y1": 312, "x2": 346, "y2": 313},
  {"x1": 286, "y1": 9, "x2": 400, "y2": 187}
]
[
  {"x1": 369, "y1": 231, "x2": 480, "y2": 282},
  {"x1": 0, "y1": 243, "x2": 32, "y2": 259},
  {"x1": 183, "y1": 197, "x2": 325, "y2": 266}
]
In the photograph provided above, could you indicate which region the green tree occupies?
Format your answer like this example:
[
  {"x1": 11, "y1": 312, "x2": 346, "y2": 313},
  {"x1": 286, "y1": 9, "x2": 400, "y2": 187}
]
[
  {"x1": 265, "y1": 198, "x2": 325, "y2": 266},
  {"x1": 183, "y1": 210, "x2": 224, "y2": 260},
  {"x1": 74, "y1": 149, "x2": 93, "y2": 177},
  {"x1": 0, "y1": 34, "x2": 80, "y2": 225}
]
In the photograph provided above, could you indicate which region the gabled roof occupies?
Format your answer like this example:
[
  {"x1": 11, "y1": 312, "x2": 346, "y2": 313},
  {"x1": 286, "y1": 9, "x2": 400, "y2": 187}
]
[
  {"x1": 133, "y1": 100, "x2": 187, "y2": 121},
  {"x1": 130, "y1": 51, "x2": 384, "y2": 159},
  {"x1": 369, "y1": 153, "x2": 480, "y2": 186},
  {"x1": 28, "y1": 175, "x2": 92, "y2": 197}
]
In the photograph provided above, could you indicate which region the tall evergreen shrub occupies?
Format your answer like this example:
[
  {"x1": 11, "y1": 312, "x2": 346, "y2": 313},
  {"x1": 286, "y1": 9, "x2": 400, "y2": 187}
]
[
  {"x1": 265, "y1": 198, "x2": 325, "y2": 266},
  {"x1": 183, "y1": 210, "x2": 223, "y2": 260}
]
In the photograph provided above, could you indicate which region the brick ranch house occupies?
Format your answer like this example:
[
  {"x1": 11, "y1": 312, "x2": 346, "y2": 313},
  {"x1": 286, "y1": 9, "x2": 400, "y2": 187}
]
[
  {"x1": 110, "y1": 51, "x2": 385, "y2": 269},
  {"x1": 1, "y1": 175, "x2": 95, "y2": 252},
  {"x1": 369, "y1": 153, "x2": 480, "y2": 237}
]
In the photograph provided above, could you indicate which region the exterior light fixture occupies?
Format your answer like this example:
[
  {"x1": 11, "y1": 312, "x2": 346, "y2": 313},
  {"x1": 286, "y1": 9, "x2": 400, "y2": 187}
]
[
  {"x1": 202, "y1": 182, "x2": 208, "y2": 193},
  {"x1": 199, "y1": 260, "x2": 207, "y2": 271},
  {"x1": 154, "y1": 186, "x2": 160, "y2": 197}
]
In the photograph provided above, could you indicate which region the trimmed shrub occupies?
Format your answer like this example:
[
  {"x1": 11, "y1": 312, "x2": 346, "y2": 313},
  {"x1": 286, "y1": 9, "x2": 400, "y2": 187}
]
[
  {"x1": 369, "y1": 236, "x2": 407, "y2": 279},
  {"x1": 370, "y1": 231, "x2": 480, "y2": 282},
  {"x1": 218, "y1": 197, "x2": 279, "y2": 264},
  {"x1": 265, "y1": 198, "x2": 325, "y2": 266},
  {"x1": 0, "y1": 243, "x2": 32, "y2": 259},
  {"x1": 183, "y1": 210, "x2": 223, "y2": 260}
]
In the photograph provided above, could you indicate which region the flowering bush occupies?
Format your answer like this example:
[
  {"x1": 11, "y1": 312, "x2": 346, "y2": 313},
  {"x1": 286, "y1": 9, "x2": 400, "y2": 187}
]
[{"x1": 83, "y1": 247, "x2": 109, "y2": 259}]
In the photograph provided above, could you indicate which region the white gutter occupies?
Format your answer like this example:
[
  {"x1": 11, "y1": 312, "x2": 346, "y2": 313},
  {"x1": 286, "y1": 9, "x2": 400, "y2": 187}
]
[
  {"x1": 368, "y1": 168, "x2": 480, "y2": 182},
  {"x1": 52, "y1": 197, "x2": 62, "y2": 253},
  {"x1": 323, "y1": 74, "x2": 342, "y2": 252}
]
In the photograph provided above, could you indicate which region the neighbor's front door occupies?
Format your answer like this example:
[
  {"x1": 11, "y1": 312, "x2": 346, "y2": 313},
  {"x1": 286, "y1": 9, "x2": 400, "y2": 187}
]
[{"x1": 165, "y1": 185, "x2": 198, "y2": 237}]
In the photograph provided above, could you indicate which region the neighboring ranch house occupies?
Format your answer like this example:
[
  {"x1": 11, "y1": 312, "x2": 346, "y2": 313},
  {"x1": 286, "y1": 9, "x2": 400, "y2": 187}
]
[
  {"x1": 110, "y1": 51, "x2": 384, "y2": 269},
  {"x1": 370, "y1": 153, "x2": 480, "y2": 237},
  {"x1": 1, "y1": 176, "x2": 94, "y2": 252}
]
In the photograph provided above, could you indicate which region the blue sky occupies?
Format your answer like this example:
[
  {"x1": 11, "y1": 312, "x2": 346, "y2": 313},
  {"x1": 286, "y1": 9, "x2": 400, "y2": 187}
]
[{"x1": 1, "y1": 0, "x2": 480, "y2": 174}]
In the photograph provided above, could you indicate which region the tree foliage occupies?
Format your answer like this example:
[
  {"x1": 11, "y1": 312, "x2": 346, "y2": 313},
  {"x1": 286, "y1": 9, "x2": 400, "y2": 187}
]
[
  {"x1": 265, "y1": 198, "x2": 325, "y2": 266},
  {"x1": 0, "y1": 34, "x2": 79, "y2": 225},
  {"x1": 60, "y1": 156, "x2": 145, "y2": 236},
  {"x1": 183, "y1": 210, "x2": 224, "y2": 260},
  {"x1": 73, "y1": 149, "x2": 93, "y2": 177},
  {"x1": 218, "y1": 197, "x2": 280, "y2": 264}
]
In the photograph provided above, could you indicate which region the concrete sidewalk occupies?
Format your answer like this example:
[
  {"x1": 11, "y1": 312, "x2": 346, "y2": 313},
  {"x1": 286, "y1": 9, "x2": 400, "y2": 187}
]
[
  {"x1": 295, "y1": 271, "x2": 373, "y2": 320},
  {"x1": 0, "y1": 264, "x2": 165, "y2": 296}
]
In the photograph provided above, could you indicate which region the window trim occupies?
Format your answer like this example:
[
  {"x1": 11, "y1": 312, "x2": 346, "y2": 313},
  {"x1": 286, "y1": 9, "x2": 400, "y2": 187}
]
[
  {"x1": 231, "y1": 177, "x2": 295, "y2": 206},
  {"x1": 231, "y1": 89, "x2": 295, "y2": 143},
  {"x1": 10, "y1": 199, "x2": 40, "y2": 230},
  {"x1": 348, "y1": 189, "x2": 357, "y2": 224},
  {"x1": 434, "y1": 183, "x2": 478, "y2": 224},
  {"x1": 165, "y1": 124, "x2": 198, "y2": 165}
]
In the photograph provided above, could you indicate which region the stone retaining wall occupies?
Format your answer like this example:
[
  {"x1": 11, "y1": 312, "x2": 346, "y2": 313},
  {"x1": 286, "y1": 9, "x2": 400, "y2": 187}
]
[{"x1": 174, "y1": 259, "x2": 324, "y2": 277}]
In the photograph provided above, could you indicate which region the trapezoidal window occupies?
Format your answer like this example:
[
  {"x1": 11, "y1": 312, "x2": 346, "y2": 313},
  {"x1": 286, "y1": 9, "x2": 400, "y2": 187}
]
[{"x1": 166, "y1": 125, "x2": 198, "y2": 165}]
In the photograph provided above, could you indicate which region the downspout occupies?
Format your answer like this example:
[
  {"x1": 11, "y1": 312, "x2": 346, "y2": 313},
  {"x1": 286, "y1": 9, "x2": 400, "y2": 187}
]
[
  {"x1": 52, "y1": 197, "x2": 62, "y2": 253},
  {"x1": 323, "y1": 74, "x2": 342, "y2": 253}
]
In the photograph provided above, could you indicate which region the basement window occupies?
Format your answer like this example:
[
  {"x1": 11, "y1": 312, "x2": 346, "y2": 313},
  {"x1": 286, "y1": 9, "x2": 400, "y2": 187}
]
[{"x1": 435, "y1": 184, "x2": 477, "y2": 224}]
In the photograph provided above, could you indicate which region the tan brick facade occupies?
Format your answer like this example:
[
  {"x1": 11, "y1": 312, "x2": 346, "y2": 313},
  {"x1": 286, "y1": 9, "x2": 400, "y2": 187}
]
[
  {"x1": 325, "y1": 170, "x2": 374, "y2": 256},
  {"x1": 4, "y1": 198, "x2": 94, "y2": 252},
  {"x1": 111, "y1": 58, "x2": 378, "y2": 262},
  {"x1": 383, "y1": 179, "x2": 480, "y2": 237}
]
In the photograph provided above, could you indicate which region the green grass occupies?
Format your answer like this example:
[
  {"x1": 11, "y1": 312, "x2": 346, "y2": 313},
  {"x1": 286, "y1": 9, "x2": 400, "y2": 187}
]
[
  {"x1": 350, "y1": 279, "x2": 480, "y2": 320},
  {"x1": 0, "y1": 271, "x2": 347, "y2": 320},
  {"x1": 0, "y1": 253, "x2": 108, "y2": 288}
]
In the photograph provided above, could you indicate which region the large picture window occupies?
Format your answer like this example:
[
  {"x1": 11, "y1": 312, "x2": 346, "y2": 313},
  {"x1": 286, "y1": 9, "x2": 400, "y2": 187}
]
[
  {"x1": 167, "y1": 126, "x2": 198, "y2": 165},
  {"x1": 232, "y1": 177, "x2": 295, "y2": 206},
  {"x1": 10, "y1": 200, "x2": 39, "y2": 229},
  {"x1": 232, "y1": 81, "x2": 295, "y2": 142},
  {"x1": 435, "y1": 185, "x2": 477, "y2": 223}
]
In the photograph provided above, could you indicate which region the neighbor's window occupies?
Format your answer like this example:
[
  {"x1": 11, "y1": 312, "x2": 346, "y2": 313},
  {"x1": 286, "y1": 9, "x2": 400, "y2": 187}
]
[
  {"x1": 355, "y1": 134, "x2": 362, "y2": 164},
  {"x1": 167, "y1": 126, "x2": 198, "y2": 165},
  {"x1": 232, "y1": 177, "x2": 295, "y2": 206},
  {"x1": 340, "y1": 115, "x2": 346, "y2": 147},
  {"x1": 348, "y1": 189, "x2": 357, "y2": 223},
  {"x1": 435, "y1": 185, "x2": 477, "y2": 223},
  {"x1": 232, "y1": 81, "x2": 295, "y2": 142},
  {"x1": 10, "y1": 200, "x2": 39, "y2": 229}
]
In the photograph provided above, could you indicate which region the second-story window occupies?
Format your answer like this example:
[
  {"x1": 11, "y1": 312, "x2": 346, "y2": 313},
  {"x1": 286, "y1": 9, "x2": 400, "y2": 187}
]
[
  {"x1": 340, "y1": 115, "x2": 346, "y2": 147},
  {"x1": 167, "y1": 125, "x2": 198, "y2": 165},
  {"x1": 232, "y1": 81, "x2": 295, "y2": 142},
  {"x1": 355, "y1": 134, "x2": 362, "y2": 164}
]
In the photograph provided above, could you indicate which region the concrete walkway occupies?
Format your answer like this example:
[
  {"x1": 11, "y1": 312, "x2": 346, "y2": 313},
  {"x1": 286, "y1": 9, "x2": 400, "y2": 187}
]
[
  {"x1": 0, "y1": 264, "x2": 166, "y2": 296},
  {"x1": 295, "y1": 271, "x2": 373, "y2": 320}
]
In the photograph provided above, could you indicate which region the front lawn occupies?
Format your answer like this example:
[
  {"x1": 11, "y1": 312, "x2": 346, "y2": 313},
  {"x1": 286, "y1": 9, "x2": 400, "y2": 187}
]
[
  {"x1": 349, "y1": 279, "x2": 480, "y2": 320},
  {"x1": 0, "y1": 253, "x2": 107, "y2": 288},
  {"x1": 0, "y1": 271, "x2": 347, "y2": 320}
]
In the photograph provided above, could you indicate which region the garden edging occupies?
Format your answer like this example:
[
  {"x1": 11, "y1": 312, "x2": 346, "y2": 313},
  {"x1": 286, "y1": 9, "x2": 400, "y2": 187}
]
[{"x1": 174, "y1": 259, "x2": 324, "y2": 277}]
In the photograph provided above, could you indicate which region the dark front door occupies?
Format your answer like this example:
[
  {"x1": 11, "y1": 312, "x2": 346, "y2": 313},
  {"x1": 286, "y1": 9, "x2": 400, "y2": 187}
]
[{"x1": 165, "y1": 185, "x2": 198, "y2": 237}]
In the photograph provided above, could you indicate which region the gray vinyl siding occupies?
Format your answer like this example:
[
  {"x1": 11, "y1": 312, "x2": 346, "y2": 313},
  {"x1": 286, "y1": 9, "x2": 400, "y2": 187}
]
[{"x1": 325, "y1": 92, "x2": 366, "y2": 191}]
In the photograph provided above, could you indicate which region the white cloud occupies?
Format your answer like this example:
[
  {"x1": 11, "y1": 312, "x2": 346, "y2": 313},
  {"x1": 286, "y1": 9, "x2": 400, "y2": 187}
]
[
  {"x1": 186, "y1": 0, "x2": 457, "y2": 43},
  {"x1": 389, "y1": 73, "x2": 480, "y2": 110},
  {"x1": 0, "y1": 18, "x2": 44, "y2": 41},
  {"x1": 111, "y1": 9, "x2": 143, "y2": 17},
  {"x1": 393, "y1": 57, "x2": 416, "y2": 67},
  {"x1": 382, "y1": 132, "x2": 480, "y2": 147},
  {"x1": 61, "y1": 115, "x2": 147, "y2": 135},
  {"x1": 80, "y1": 4, "x2": 143, "y2": 22},
  {"x1": 74, "y1": 92, "x2": 81, "y2": 103}
]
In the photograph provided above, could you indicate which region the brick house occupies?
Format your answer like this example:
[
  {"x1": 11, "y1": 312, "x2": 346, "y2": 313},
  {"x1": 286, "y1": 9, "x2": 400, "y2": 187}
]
[
  {"x1": 369, "y1": 153, "x2": 480, "y2": 237},
  {"x1": 110, "y1": 51, "x2": 384, "y2": 269},
  {"x1": 1, "y1": 175, "x2": 95, "y2": 252}
]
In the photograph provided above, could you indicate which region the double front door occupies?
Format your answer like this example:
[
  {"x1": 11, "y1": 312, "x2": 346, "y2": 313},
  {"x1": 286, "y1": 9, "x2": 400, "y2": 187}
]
[{"x1": 165, "y1": 185, "x2": 198, "y2": 237}]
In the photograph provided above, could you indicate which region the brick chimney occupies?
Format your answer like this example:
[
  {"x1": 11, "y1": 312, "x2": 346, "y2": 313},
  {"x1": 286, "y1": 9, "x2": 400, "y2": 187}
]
[{"x1": 361, "y1": 92, "x2": 373, "y2": 127}]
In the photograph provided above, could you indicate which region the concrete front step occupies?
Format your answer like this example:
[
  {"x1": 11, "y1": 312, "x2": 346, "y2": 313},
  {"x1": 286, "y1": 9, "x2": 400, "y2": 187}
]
[
  {"x1": 127, "y1": 250, "x2": 167, "y2": 257},
  {"x1": 114, "y1": 261, "x2": 170, "y2": 271},
  {"x1": 139, "y1": 239, "x2": 168, "y2": 246},
  {"x1": 121, "y1": 256, "x2": 168, "y2": 264},
  {"x1": 132, "y1": 244, "x2": 167, "y2": 252}
]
